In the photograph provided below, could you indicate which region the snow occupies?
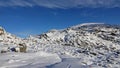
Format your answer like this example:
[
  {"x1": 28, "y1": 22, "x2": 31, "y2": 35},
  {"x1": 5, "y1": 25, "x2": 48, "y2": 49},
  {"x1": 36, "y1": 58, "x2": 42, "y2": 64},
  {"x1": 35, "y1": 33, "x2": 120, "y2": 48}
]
[
  {"x1": 71, "y1": 23, "x2": 104, "y2": 28},
  {"x1": 0, "y1": 23, "x2": 120, "y2": 68},
  {"x1": 0, "y1": 52, "x2": 61, "y2": 68},
  {"x1": 80, "y1": 23, "x2": 104, "y2": 26},
  {"x1": 48, "y1": 56, "x2": 84, "y2": 68}
]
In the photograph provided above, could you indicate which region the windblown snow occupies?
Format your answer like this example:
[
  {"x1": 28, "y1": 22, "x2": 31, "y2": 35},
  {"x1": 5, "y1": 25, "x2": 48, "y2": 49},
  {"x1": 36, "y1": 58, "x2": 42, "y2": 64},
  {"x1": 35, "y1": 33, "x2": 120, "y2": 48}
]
[{"x1": 0, "y1": 23, "x2": 120, "y2": 68}]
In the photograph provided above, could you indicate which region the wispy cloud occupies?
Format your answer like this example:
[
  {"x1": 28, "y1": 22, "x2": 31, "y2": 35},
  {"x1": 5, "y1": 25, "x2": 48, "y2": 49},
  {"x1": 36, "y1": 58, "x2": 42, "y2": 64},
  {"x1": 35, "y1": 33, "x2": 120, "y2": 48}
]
[{"x1": 0, "y1": 0, "x2": 120, "y2": 9}]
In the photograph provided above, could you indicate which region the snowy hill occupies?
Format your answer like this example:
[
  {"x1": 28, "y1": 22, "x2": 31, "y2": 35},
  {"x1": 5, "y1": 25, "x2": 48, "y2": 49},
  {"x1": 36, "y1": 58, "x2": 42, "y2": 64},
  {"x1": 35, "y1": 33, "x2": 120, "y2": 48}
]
[
  {"x1": 0, "y1": 23, "x2": 120, "y2": 68},
  {"x1": 33, "y1": 23, "x2": 120, "y2": 49},
  {"x1": 0, "y1": 26, "x2": 22, "y2": 49}
]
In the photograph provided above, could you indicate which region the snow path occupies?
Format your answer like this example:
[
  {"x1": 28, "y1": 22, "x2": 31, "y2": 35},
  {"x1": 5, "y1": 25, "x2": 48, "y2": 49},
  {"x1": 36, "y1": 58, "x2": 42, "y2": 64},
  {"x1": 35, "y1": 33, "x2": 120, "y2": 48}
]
[
  {"x1": 47, "y1": 55, "x2": 86, "y2": 68},
  {"x1": 0, "y1": 52, "x2": 61, "y2": 68}
]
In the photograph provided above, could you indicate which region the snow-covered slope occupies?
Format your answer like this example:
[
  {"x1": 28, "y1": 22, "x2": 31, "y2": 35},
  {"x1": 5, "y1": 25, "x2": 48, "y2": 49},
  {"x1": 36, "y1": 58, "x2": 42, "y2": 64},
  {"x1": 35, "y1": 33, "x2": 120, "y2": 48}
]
[
  {"x1": 33, "y1": 23, "x2": 120, "y2": 49},
  {"x1": 23, "y1": 23, "x2": 120, "y2": 68},
  {"x1": 0, "y1": 23, "x2": 120, "y2": 68},
  {"x1": 0, "y1": 26, "x2": 22, "y2": 50}
]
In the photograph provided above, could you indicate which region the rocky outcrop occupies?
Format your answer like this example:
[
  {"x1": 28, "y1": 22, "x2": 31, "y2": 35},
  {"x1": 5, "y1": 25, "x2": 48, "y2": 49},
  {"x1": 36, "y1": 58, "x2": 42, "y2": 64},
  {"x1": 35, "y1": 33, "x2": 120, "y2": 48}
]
[{"x1": 0, "y1": 27, "x2": 5, "y2": 35}]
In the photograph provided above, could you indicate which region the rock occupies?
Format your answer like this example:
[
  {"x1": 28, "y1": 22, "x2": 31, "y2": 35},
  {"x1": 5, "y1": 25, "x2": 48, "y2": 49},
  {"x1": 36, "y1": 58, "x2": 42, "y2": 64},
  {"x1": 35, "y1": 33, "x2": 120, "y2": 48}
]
[
  {"x1": 0, "y1": 27, "x2": 5, "y2": 35},
  {"x1": 19, "y1": 43, "x2": 27, "y2": 53},
  {"x1": 1, "y1": 50, "x2": 7, "y2": 53},
  {"x1": 90, "y1": 52, "x2": 97, "y2": 56}
]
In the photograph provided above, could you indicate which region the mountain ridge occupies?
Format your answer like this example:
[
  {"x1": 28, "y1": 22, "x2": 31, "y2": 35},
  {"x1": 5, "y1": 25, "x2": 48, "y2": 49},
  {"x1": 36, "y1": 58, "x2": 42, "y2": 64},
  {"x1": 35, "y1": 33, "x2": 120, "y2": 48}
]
[{"x1": 32, "y1": 23, "x2": 120, "y2": 48}]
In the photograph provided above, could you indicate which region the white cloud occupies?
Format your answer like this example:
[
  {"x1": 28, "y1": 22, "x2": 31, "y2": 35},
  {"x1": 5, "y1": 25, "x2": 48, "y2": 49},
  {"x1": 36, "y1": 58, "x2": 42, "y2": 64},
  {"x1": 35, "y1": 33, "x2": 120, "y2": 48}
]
[{"x1": 0, "y1": 0, "x2": 120, "y2": 8}]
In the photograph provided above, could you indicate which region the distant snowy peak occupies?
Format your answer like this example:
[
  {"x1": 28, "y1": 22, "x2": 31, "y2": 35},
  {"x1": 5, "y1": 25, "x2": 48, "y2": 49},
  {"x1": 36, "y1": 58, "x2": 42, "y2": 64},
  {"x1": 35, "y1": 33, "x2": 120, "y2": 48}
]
[
  {"x1": 78, "y1": 23, "x2": 104, "y2": 26},
  {"x1": 80, "y1": 23, "x2": 104, "y2": 25},
  {"x1": 71, "y1": 23, "x2": 104, "y2": 28}
]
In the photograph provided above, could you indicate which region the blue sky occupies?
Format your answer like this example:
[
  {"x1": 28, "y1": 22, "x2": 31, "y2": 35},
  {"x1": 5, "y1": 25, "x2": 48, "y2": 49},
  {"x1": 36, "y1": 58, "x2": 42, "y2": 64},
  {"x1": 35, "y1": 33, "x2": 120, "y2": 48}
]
[{"x1": 0, "y1": 0, "x2": 120, "y2": 37}]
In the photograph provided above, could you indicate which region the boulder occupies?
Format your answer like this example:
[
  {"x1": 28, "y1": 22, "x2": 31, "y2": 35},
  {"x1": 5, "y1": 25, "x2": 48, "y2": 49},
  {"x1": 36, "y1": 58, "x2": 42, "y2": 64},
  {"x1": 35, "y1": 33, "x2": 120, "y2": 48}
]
[
  {"x1": 0, "y1": 27, "x2": 5, "y2": 35},
  {"x1": 19, "y1": 43, "x2": 27, "y2": 53}
]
